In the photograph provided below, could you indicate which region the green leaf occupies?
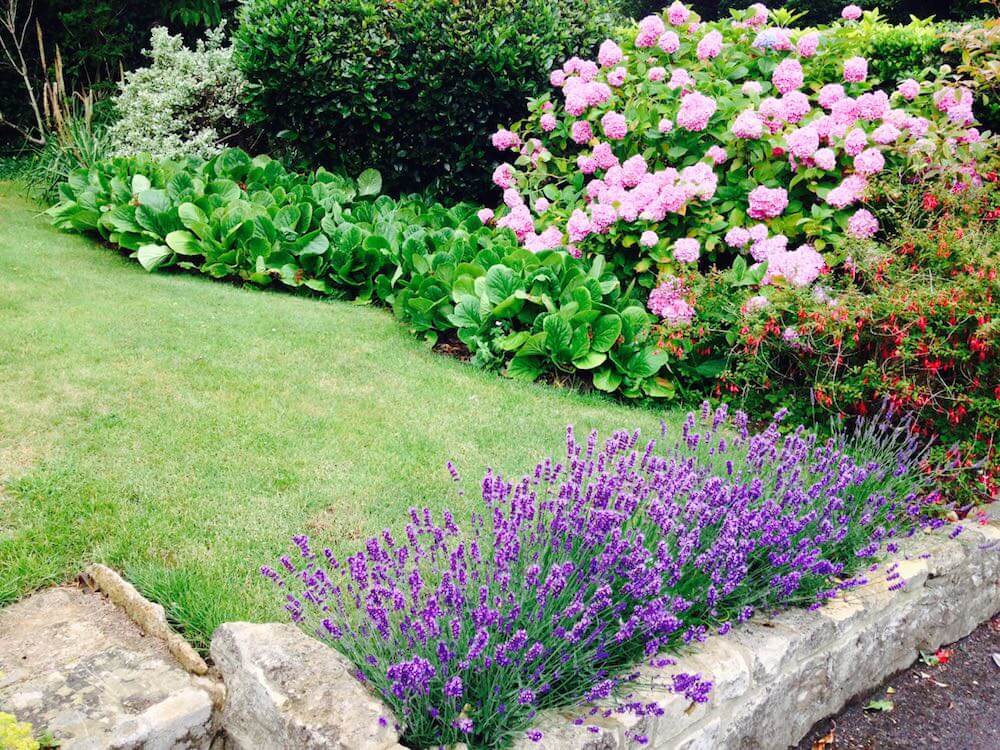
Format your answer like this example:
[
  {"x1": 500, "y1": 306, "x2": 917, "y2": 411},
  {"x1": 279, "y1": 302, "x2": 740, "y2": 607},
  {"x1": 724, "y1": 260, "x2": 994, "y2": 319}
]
[
  {"x1": 357, "y1": 168, "x2": 383, "y2": 197},
  {"x1": 137, "y1": 244, "x2": 171, "y2": 272},
  {"x1": 592, "y1": 367, "x2": 623, "y2": 393},
  {"x1": 484, "y1": 265, "x2": 520, "y2": 305},
  {"x1": 542, "y1": 315, "x2": 573, "y2": 355},
  {"x1": 506, "y1": 354, "x2": 543, "y2": 381},
  {"x1": 572, "y1": 351, "x2": 607, "y2": 370},
  {"x1": 591, "y1": 315, "x2": 622, "y2": 352},
  {"x1": 863, "y1": 700, "x2": 894, "y2": 713},
  {"x1": 298, "y1": 231, "x2": 330, "y2": 256},
  {"x1": 165, "y1": 230, "x2": 202, "y2": 256},
  {"x1": 447, "y1": 296, "x2": 483, "y2": 329},
  {"x1": 131, "y1": 174, "x2": 151, "y2": 194},
  {"x1": 694, "y1": 358, "x2": 727, "y2": 378}
]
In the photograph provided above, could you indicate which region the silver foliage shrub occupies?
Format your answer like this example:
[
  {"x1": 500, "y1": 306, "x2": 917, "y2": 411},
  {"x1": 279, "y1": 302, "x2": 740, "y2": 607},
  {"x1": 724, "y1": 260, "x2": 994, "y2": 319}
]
[{"x1": 108, "y1": 25, "x2": 245, "y2": 160}]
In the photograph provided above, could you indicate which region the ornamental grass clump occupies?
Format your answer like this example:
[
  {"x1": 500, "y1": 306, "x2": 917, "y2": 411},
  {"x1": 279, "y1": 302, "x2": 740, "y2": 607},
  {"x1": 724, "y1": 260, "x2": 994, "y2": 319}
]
[{"x1": 268, "y1": 405, "x2": 937, "y2": 749}]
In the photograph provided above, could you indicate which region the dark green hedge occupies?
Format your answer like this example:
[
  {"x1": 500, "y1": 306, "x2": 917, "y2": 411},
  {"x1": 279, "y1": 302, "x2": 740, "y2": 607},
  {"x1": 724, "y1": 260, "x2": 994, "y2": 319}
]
[{"x1": 234, "y1": 0, "x2": 620, "y2": 201}]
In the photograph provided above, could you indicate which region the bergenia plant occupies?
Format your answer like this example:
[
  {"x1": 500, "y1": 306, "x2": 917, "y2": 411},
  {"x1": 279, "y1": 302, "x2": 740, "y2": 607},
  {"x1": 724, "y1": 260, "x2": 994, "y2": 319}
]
[
  {"x1": 485, "y1": 3, "x2": 990, "y2": 304},
  {"x1": 267, "y1": 404, "x2": 939, "y2": 749}
]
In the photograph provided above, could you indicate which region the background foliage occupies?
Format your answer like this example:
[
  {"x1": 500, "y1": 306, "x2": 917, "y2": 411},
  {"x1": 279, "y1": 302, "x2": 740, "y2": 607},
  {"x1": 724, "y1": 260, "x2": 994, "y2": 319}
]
[{"x1": 234, "y1": 0, "x2": 621, "y2": 200}]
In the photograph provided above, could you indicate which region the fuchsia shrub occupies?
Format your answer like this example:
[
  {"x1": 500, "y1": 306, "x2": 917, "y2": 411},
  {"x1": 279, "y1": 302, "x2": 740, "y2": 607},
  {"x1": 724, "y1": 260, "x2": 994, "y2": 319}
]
[{"x1": 485, "y1": 2, "x2": 990, "y2": 309}]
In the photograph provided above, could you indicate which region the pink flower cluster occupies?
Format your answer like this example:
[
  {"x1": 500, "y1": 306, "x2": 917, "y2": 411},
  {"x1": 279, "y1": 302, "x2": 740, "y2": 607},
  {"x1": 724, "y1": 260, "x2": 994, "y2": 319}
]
[
  {"x1": 762, "y1": 244, "x2": 826, "y2": 287},
  {"x1": 648, "y1": 276, "x2": 695, "y2": 325},
  {"x1": 677, "y1": 92, "x2": 718, "y2": 132},
  {"x1": 747, "y1": 186, "x2": 789, "y2": 219}
]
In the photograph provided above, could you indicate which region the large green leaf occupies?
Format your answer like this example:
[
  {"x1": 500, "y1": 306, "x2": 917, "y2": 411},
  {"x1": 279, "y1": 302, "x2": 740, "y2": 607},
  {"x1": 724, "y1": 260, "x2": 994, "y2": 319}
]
[
  {"x1": 356, "y1": 168, "x2": 383, "y2": 197},
  {"x1": 137, "y1": 244, "x2": 171, "y2": 272},
  {"x1": 297, "y1": 231, "x2": 330, "y2": 256},
  {"x1": 542, "y1": 315, "x2": 573, "y2": 355},
  {"x1": 165, "y1": 230, "x2": 202, "y2": 256},
  {"x1": 484, "y1": 265, "x2": 520, "y2": 305},
  {"x1": 591, "y1": 315, "x2": 622, "y2": 352}
]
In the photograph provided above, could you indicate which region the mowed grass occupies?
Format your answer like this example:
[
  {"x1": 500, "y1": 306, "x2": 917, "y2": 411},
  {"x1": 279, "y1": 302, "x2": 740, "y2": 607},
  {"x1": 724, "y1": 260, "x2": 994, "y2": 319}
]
[{"x1": 0, "y1": 185, "x2": 679, "y2": 649}]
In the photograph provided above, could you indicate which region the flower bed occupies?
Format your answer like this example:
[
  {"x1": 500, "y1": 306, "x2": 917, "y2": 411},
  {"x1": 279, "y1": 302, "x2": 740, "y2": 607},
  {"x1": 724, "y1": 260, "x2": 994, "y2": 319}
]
[{"x1": 266, "y1": 405, "x2": 942, "y2": 748}]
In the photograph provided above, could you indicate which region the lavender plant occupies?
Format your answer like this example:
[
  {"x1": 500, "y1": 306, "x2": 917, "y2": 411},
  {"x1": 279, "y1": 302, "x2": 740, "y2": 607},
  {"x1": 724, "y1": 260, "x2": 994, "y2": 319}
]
[{"x1": 266, "y1": 404, "x2": 936, "y2": 749}]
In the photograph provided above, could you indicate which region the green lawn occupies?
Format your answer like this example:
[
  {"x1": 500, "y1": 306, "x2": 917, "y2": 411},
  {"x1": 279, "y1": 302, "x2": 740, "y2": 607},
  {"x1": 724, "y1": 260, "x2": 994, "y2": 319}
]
[{"x1": 0, "y1": 185, "x2": 678, "y2": 649}]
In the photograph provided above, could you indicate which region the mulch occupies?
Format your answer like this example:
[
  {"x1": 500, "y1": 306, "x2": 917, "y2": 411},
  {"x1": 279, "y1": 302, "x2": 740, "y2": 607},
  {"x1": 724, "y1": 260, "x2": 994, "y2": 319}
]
[{"x1": 795, "y1": 613, "x2": 1000, "y2": 750}]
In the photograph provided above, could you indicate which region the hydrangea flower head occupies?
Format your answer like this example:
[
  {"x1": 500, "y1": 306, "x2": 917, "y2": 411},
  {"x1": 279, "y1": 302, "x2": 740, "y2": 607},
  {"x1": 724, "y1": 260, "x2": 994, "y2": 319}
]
[
  {"x1": 673, "y1": 237, "x2": 700, "y2": 263},
  {"x1": 841, "y1": 4, "x2": 863, "y2": 21},
  {"x1": 667, "y1": 1, "x2": 690, "y2": 26},
  {"x1": 677, "y1": 92, "x2": 717, "y2": 132},
  {"x1": 847, "y1": 208, "x2": 879, "y2": 238},
  {"x1": 843, "y1": 57, "x2": 868, "y2": 83},
  {"x1": 853, "y1": 147, "x2": 885, "y2": 175},
  {"x1": 601, "y1": 111, "x2": 628, "y2": 140},
  {"x1": 748, "y1": 185, "x2": 789, "y2": 219},
  {"x1": 897, "y1": 79, "x2": 920, "y2": 101},
  {"x1": 598, "y1": 40, "x2": 623, "y2": 68},
  {"x1": 636, "y1": 15, "x2": 666, "y2": 47},
  {"x1": 697, "y1": 30, "x2": 723, "y2": 61},
  {"x1": 772, "y1": 58, "x2": 804, "y2": 95}
]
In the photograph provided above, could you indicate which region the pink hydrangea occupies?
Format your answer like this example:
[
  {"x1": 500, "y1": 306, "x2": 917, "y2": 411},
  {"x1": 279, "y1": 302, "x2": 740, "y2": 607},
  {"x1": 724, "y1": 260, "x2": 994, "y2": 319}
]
[
  {"x1": 492, "y1": 163, "x2": 515, "y2": 189},
  {"x1": 540, "y1": 114, "x2": 557, "y2": 132},
  {"x1": 640, "y1": 230, "x2": 659, "y2": 247},
  {"x1": 673, "y1": 237, "x2": 700, "y2": 263},
  {"x1": 550, "y1": 69, "x2": 566, "y2": 87},
  {"x1": 503, "y1": 187, "x2": 524, "y2": 207},
  {"x1": 601, "y1": 111, "x2": 628, "y2": 140},
  {"x1": 782, "y1": 92, "x2": 811, "y2": 123},
  {"x1": 598, "y1": 39, "x2": 623, "y2": 68},
  {"x1": 667, "y1": 1, "x2": 690, "y2": 26},
  {"x1": 706, "y1": 145, "x2": 728, "y2": 164},
  {"x1": 590, "y1": 203, "x2": 618, "y2": 233},
  {"x1": 497, "y1": 205, "x2": 534, "y2": 239},
  {"x1": 742, "y1": 81, "x2": 763, "y2": 96},
  {"x1": 648, "y1": 277, "x2": 694, "y2": 325},
  {"x1": 732, "y1": 109, "x2": 764, "y2": 139},
  {"x1": 818, "y1": 83, "x2": 846, "y2": 109},
  {"x1": 826, "y1": 174, "x2": 867, "y2": 208},
  {"x1": 697, "y1": 30, "x2": 723, "y2": 61},
  {"x1": 577, "y1": 154, "x2": 597, "y2": 174},
  {"x1": 749, "y1": 223, "x2": 769, "y2": 242},
  {"x1": 567, "y1": 209, "x2": 592, "y2": 242},
  {"x1": 571, "y1": 120, "x2": 593, "y2": 145},
  {"x1": 658, "y1": 118, "x2": 674, "y2": 134},
  {"x1": 772, "y1": 58, "x2": 804, "y2": 95},
  {"x1": 592, "y1": 142, "x2": 619, "y2": 170},
  {"x1": 524, "y1": 226, "x2": 564, "y2": 252},
  {"x1": 668, "y1": 68, "x2": 693, "y2": 90},
  {"x1": 844, "y1": 128, "x2": 868, "y2": 156},
  {"x1": 744, "y1": 295, "x2": 770, "y2": 313},
  {"x1": 747, "y1": 3, "x2": 769, "y2": 24},
  {"x1": 679, "y1": 162, "x2": 718, "y2": 200},
  {"x1": 658, "y1": 30, "x2": 681, "y2": 53},
  {"x1": 725, "y1": 227, "x2": 751, "y2": 247},
  {"x1": 534, "y1": 197, "x2": 550, "y2": 212},
  {"x1": 477, "y1": 208, "x2": 494, "y2": 225},
  {"x1": 636, "y1": 15, "x2": 666, "y2": 47},
  {"x1": 748, "y1": 185, "x2": 789, "y2": 219},
  {"x1": 622, "y1": 154, "x2": 648, "y2": 186},
  {"x1": 841, "y1": 4, "x2": 863, "y2": 21},
  {"x1": 797, "y1": 32, "x2": 820, "y2": 57},
  {"x1": 872, "y1": 123, "x2": 901, "y2": 144},
  {"x1": 813, "y1": 147, "x2": 836, "y2": 170},
  {"x1": 607, "y1": 67, "x2": 627, "y2": 87},
  {"x1": 847, "y1": 208, "x2": 879, "y2": 238},
  {"x1": 897, "y1": 78, "x2": 920, "y2": 101},
  {"x1": 491, "y1": 129, "x2": 521, "y2": 151},
  {"x1": 677, "y1": 92, "x2": 717, "y2": 132},
  {"x1": 843, "y1": 56, "x2": 868, "y2": 83},
  {"x1": 750, "y1": 234, "x2": 788, "y2": 262},
  {"x1": 764, "y1": 244, "x2": 825, "y2": 287},
  {"x1": 853, "y1": 147, "x2": 885, "y2": 175},
  {"x1": 648, "y1": 66, "x2": 667, "y2": 82},
  {"x1": 786, "y1": 126, "x2": 819, "y2": 158},
  {"x1": 855, "y1": 90, "x2": 889, "y2": 121}
]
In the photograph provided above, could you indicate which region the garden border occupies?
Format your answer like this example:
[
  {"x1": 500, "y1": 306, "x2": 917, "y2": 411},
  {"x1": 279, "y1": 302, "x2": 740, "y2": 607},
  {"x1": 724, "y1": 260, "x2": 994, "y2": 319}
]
[{"x1": 207, "y1": 521, "x2": 1000, "y2": 750}]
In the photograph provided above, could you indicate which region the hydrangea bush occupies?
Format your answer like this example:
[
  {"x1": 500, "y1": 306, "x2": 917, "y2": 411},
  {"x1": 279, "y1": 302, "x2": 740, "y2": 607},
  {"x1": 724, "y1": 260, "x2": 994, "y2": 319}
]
[
  {"x1": 269, "y1": 405, "x2": 939, "y2": 748},
  {"x1": 486, "y1": 3, "x2": 989, "y2": 298}
]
